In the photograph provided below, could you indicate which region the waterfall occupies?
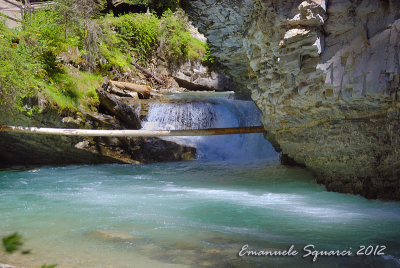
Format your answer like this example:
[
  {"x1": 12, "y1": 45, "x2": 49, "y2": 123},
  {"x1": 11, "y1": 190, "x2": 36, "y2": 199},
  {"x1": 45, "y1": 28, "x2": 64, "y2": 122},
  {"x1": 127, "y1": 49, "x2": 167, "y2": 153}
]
[{"x1": 142, "y1": 92, "x2": 278, "y2": 161}]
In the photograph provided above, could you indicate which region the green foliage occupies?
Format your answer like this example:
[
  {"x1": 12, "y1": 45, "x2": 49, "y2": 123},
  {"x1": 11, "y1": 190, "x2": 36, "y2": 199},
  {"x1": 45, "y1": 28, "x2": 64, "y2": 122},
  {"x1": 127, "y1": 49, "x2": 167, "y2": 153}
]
[
  {"x1": 99, "y1": 43, "x2": 131, "y2": 71},
  {"x1": 111, "y1": 13, "x2": 160, "y2": 63},
  {"x1": 21, "y1": 9, "x2": 67, "y2": 75},
  {"x1": 123, "y1": 0, "x2": 150, "y2": 5},
  {"x1": 2, "y1": 233, "x2": 23, "y2": 253},
  {"x1": 150, "y1": 0, "x2": 178, "y2": 15},
  {"x1": 203, "y1": 45, "x2": 215, "y2": 64},
  {"x1": 0, "y1": 3, "x2": 215, "y2": 117},
  {"x1": 51, "y1": 0, "x2": 105, "y2": 69},
  {"x1": 41, "y1": 265, "x2": 57, "y2": 268},
  {"x1": 102, "y1": 9, "x2": 209, "y2": 66},
  {"x1": 159, "y1": 10, "x2": 206, "y2": 62},
  {"x1": 0, "y1": 20, "x2": 41, "y2": 112}
]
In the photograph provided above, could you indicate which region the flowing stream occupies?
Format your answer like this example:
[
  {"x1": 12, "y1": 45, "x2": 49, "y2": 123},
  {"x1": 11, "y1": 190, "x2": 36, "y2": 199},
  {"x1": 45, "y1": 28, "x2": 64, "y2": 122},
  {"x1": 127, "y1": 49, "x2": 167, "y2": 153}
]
[{"x1": 0, "y1": 93, "x2": 399, "y2": 267}]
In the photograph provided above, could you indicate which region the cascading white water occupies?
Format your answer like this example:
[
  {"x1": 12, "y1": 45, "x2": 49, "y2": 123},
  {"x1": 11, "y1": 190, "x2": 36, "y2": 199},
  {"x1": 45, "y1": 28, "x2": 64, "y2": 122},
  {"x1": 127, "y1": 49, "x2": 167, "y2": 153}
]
[{"x1": 142, "y1": 92, "x2": 278, "y2": 161}]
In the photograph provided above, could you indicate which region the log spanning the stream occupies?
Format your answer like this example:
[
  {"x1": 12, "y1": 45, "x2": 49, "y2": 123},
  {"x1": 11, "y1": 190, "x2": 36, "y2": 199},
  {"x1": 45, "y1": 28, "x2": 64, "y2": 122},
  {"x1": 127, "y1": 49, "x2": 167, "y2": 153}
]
[{"x1": 0, "y1": 125, "x2": 265, "y2": 137}]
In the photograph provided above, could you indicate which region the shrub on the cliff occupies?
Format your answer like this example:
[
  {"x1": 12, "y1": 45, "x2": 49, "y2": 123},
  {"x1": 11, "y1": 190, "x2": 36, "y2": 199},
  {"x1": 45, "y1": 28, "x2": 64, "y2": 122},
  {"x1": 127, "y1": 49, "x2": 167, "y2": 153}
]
[
  {"x1": 51, "y1": 0, "x2": 105, "y2": 69},
  {"x1": 111, "y1": 12, "x2": 160, "y2": 64},
  {"x1": 15, "y1": 10, "x2": 101, "y2": 111},
  {"x1": 160, "y1": 9, "x2": 207, "y2": 62},
  {"x1": 21, "y1": 9, "x2": 66, "y2": 76},
  {"x1": 103, "y1": 10, "x2": 208, "y2": 65}
]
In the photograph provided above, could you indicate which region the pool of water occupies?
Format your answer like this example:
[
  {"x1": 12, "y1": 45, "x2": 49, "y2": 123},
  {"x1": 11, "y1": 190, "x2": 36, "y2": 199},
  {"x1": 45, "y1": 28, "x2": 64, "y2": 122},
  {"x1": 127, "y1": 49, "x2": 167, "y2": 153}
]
[{"x1": 0, "y1": 161, "x2": 399, "y2": 267}]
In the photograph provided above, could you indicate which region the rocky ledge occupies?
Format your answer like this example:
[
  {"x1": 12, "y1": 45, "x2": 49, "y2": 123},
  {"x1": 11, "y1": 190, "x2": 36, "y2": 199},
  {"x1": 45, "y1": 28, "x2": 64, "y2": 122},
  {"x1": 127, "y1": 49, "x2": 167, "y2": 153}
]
[
  {"x1": 0, "y1": 40, "x2": 235, "y2": 168},
  {"x1": 187, "y1": 0, "x2": 400, "y2": 199},
  {"x1": 0, "y1": 80, "x2": 196, "y2": 168}
]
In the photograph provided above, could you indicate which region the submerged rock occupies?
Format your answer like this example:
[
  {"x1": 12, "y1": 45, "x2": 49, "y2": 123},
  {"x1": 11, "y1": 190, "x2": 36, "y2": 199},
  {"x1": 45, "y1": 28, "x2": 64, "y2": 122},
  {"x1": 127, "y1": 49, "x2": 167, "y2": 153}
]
[{"x1": 91, "y1": 230, "x2": 141, "y2": 242}]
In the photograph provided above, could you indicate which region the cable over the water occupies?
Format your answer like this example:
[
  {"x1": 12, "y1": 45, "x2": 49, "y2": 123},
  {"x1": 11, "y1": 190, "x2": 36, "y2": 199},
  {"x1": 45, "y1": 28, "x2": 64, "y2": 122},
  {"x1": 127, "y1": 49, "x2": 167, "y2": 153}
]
[{"x1": 0, "y1": 125, "x2": 265, "y2": 137}]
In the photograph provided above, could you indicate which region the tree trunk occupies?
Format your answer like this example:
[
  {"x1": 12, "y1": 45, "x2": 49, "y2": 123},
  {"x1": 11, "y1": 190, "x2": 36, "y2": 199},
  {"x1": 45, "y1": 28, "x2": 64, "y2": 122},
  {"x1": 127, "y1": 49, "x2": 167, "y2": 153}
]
[
  {"x1": 131, "y1": 61, "x2": 165, "y2": 85},
  {"x1": 0, "y1": 126, "x2": 265, "y2": 137},
  {"x1": 110, "y1": 81, "x2": 150, "y2": 99}
]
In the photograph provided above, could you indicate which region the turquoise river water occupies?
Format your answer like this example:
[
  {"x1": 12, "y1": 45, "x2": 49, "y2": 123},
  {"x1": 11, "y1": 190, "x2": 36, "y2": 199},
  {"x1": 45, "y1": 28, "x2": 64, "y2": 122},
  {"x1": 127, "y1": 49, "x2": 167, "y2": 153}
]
[
  {"x1": 0, "y1": 162, "x2": 399, "y2": 267},
  {"x1": 0, "y1": 92, "x2": 399, "y2": 267}
]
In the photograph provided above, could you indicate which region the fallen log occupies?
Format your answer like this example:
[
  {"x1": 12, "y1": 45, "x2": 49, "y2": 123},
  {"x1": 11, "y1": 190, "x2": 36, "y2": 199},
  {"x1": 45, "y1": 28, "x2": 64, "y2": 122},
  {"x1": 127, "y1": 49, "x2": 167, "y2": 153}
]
[
  {"x1": 110, "y1": 80, "x2": 150, "y2": 99},
  {"x1": 120, "y1": 82, "x2": 151, "y2": 99},
  {"x1": 0, "y1": 126, "x2": 265, "y2": 137},
  {"x1": 131, "y1": 61, "x2": 165, "y2": 86},
  {"x1": 108, "y1": 83, "x2": 139, "y2": 99}
]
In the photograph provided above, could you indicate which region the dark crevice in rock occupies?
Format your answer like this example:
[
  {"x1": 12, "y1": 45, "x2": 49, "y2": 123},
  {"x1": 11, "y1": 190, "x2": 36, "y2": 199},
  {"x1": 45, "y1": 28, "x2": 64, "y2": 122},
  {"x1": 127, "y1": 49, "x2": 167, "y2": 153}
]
[{"x1": 280, "y1": 153, "x2": 306, "y2": 168}]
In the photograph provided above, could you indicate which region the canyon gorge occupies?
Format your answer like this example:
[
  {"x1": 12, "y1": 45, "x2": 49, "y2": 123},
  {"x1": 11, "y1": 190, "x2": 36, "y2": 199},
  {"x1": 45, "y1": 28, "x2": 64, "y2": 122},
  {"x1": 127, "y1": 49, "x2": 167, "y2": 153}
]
[{"x1": 187, "y1": 0, "x2": 400, "y2": 200}]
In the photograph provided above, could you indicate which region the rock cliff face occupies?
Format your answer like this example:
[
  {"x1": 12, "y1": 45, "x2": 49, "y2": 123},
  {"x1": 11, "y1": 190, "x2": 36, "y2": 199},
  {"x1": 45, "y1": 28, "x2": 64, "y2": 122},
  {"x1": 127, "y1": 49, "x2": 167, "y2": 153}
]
[{"x1": 187, "y1": 0, "x2": 400, "y2": 199}]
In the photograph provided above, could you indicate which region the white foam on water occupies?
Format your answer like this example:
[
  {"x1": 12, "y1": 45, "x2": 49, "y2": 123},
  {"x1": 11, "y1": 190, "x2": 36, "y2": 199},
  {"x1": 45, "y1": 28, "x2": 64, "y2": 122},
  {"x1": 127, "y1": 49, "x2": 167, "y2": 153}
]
[{"x1": 160, "y1": 185, "x2": 363, "y2": 221}]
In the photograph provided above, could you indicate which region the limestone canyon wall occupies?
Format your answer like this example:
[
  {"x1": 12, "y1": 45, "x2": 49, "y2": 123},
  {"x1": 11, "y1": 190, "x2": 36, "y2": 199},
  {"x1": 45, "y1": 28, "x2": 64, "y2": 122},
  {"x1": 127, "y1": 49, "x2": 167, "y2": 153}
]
[{"x1": 187, "y1": 0, "x2": 400, "y2": 199}]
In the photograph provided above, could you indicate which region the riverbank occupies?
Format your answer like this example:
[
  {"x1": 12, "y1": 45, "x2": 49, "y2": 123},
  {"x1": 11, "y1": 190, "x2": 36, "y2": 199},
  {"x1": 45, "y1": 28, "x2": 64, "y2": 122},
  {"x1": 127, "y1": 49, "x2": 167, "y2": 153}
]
[{"x1": 0, "y1": 1, "x2": 233, "y2": 167}]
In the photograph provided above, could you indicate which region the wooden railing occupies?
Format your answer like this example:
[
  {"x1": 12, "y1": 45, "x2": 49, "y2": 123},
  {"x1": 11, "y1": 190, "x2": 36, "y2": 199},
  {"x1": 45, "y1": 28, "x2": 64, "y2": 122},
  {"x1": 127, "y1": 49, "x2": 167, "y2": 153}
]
[{"x1": 0, "y1": 0, "x2": 53, "y2": 25}]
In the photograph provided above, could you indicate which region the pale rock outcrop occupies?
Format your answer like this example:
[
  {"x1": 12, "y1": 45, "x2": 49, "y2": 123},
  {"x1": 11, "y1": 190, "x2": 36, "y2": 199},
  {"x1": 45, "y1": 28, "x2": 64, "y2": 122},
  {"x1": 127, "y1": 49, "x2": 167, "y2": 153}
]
[
  {"x1": 187, "y1": 0, "x2": 400, "y2": 199},
  {"x1": 172, "y1": 61, "x2": 235, "y2": 91}
]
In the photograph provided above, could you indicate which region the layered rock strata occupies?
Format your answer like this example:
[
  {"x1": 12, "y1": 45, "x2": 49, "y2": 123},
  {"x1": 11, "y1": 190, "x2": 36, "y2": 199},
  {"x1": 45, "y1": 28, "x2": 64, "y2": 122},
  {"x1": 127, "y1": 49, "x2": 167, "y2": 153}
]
[{"x1": 187, "y1": 0, "x2": 400, "y2": 199}]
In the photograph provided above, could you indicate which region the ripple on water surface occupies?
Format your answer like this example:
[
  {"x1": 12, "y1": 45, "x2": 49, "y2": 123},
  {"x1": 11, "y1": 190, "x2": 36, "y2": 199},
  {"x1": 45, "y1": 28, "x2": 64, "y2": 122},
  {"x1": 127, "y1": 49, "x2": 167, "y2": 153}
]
[{"x1": 0, "y1": 161, "x2": 400, "y2": 267}]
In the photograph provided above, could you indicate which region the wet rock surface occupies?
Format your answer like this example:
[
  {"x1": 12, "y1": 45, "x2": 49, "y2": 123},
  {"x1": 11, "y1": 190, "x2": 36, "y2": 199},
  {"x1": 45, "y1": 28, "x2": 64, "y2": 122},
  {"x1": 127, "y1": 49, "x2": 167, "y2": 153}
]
[{"x1": 187, "y1": 0, "x2": 400, "y2": 199}]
